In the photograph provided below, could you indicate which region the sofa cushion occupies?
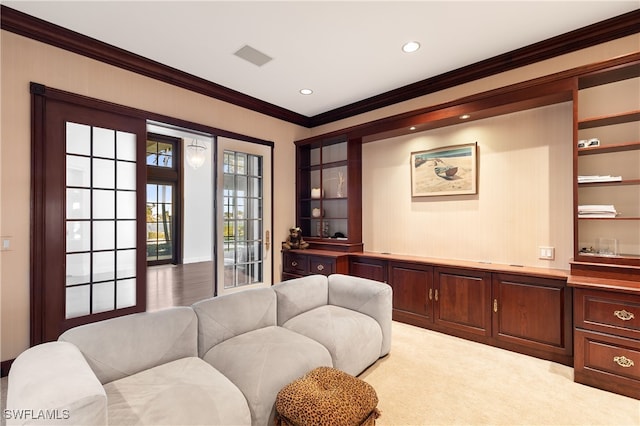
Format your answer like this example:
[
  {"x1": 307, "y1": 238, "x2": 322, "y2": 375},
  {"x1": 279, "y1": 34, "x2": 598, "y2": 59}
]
[
  {"x1": 328, "y1": 274, "x2": 393, "y2": 357},
  {"x1": 202, "y1": 325, "x2": 332, "y2": 426},
  {"x1": 272, "y1": 275, "x2": 328, "y2": 325},
  {"x1": 59, "y1": 307, "x2": 198, "y2": 384},
  {"x1": 193, "y1": 287, "x2": 277, "y2": 357},
  {"x1": 104, "y1": 357, "x2": 250, "y2": 425},
  {"x1": 282, "y1": 305, "x2": 383, "y2": 376}
]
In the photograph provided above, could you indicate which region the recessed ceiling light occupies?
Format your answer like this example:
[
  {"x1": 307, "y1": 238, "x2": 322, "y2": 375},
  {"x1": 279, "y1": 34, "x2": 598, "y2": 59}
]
[
  {"x1": 460, "y1": 114, "x2": 471, "y2": 119},
  {"x1": 299, "y1": 88, "x2": 313, "y2": 95},
  {"x1": 402, "y1": 41, "x2": 421, "y2": 53}
]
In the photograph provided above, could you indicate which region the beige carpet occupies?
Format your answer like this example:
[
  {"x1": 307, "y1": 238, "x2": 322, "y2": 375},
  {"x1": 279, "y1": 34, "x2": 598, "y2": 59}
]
[
  {"x1": 359, "y1": 321, "x2": 640, "y2": 426},
  {"x1": 2, "y1": 322, "x2": 639, "y2": 426}
]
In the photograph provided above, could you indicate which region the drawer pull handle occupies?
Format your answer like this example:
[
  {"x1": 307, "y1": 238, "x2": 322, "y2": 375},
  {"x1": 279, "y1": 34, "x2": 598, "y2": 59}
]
[
  {"x1": 291, "y1": 261, "x2": 298, "y2": 267},
  {"x1": 614, "y1": 310, "x2": 635, "y2": 321},
  {"x1": 613, "y1": 356, "x2": 634, "y2": 368},
  {"x1": 316, "y1": 265, "x2": 324, "y2": 271}
]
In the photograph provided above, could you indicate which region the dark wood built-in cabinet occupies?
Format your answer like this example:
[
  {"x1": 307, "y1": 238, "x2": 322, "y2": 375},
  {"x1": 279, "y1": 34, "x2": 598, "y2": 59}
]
[
  {"x1": 568, "y1": 57, "x2": 640, "y2": 399},
  {"x1": 569, "y1": 262, "x2": 640, "y2": 399},
  {"x1": 373, "y1": 259, "x2": 572, "y2": 365},
  {"x1": 283, "y1": 252, "x2": 574, "y2": 365},
  {"x1": 282, "y1": 249, "x2": 349, "y2": 281},
  {"x1": 388, "y1": 262, "x2": 433, "y2": 328},
  {"x1": 435, "y1": 267, "x2": 492, "y2": 339},
  {"x1": 283, "y1": 53, "x2": 640, "y2": 398},
  {"x1": 492, "y1": 274, "x2": 573, "y2": 363},
  {"x1": 295, "y1": 136, "x2": 363, "y2": 252},
  {"x1": 348, "y1": 255, "x2": 387, "y2": 283}
]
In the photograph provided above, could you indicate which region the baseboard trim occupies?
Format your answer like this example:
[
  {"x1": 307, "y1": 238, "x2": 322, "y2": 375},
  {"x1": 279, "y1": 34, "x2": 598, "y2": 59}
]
[{"x1": 1, "y1": 359, "x2": 14, "y2": 377}]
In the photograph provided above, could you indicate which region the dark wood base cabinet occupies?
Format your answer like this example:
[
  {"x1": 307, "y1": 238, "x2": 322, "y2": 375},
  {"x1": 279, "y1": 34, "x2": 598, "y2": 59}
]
[
  {"x1": 569, "y1": 262, "x2": 640, "y2": 400},
  {"x1": 281, "y1": 249, "x2": 349, "y2": 280},
  {"x1": 349, "y1": 255, "x2": 573, "y2": 365},
  {"x1": 493, "y1": 273, "x2": 573, "y2": 365},
  {"x1": 283, "y1": 251, "x2": 574, "y2": 365}
]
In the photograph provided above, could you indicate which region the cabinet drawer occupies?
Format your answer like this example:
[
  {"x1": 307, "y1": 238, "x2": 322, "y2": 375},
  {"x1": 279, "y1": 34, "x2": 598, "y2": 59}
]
[
  {"x1": 282, "y1": 252, "x2": 308, "y2": 275},
  {"x1": 309, "y1": 257, "x2": 334, "y2": 276},
  {"x1": 575, "y1": 288, "x2": 640, "y2": 339},
  {"x1": 575, "y1": 329, "x2": 640, "y2": 399}
]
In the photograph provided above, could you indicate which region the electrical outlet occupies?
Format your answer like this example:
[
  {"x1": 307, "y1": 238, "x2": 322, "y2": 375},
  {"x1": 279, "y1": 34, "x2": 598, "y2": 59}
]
[{"x1": 538, "y1": 246, "x2": 554, "y2": 260}]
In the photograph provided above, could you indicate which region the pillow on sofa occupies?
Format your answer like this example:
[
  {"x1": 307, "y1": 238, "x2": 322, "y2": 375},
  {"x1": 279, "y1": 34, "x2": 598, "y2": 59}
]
[
  {"x1": 59, "y1": 306, "x2": 198, "y2": 384},
  {"x1": 193, "y1": 287, "x2": 277, "y2": 357},
  {"x1": 273, "y1": 274, "x2": 328, "y2": 325}
]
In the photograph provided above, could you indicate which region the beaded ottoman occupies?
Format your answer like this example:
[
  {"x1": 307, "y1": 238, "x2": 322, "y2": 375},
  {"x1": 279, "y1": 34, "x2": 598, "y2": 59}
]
[{"x1": 275, "y1": 366, "x2": 380, "y2": 426}]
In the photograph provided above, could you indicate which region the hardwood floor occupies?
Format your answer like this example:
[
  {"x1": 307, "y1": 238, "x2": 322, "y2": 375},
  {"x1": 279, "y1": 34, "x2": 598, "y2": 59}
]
[{"x1": 146, "y1": 262, "x2": 215, "y2": 312}]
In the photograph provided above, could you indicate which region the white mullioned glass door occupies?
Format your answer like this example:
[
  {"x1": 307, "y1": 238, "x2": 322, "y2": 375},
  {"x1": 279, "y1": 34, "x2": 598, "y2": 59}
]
[
  {"x1": 216, "y1": 137, "x2": 272, "y2": 295},
  {"x1": 32, "y1": 86, "x2": 147, "y2": 343},
  {"x1": 65, "y1": 122, "x2": 139, "y2": 319}
]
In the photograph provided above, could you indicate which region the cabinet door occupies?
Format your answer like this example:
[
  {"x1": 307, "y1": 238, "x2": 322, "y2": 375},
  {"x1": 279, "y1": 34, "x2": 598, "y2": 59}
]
[
  {"x1": 492, "y1": 274, "x2": 572, "y2": 363},
  {"x1": 349, "y1": 257, "x2": 387, "y2": 282},
  {"x1": 434, "y1": 267, "x2": 491, "y2": 337},
  {"x1": 388, "y1": 262, "x2": 433, "y2": 327}
]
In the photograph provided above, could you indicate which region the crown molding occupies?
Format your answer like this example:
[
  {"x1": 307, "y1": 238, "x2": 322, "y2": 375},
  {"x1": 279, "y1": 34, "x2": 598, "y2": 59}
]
[
  {"x1": 1, "y1": 5, "x2": 311, "y2": 127},
  {"x1": 309, "y1": 8, "x2": 640, "y2": 127},
  {"x1": 2, "y1": 5, "x2": 639, "y2": 128}
]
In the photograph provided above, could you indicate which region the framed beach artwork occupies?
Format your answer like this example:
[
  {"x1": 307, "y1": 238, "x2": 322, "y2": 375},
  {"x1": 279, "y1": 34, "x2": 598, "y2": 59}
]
[{"x1": 410, "y1": 142, "x2": 477, "y2": 197}]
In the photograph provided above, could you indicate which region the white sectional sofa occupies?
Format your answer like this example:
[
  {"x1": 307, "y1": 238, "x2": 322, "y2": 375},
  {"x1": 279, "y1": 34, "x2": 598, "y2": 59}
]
[{"x1": 6, "y1": 274, "x2": 392, "y2": 426}]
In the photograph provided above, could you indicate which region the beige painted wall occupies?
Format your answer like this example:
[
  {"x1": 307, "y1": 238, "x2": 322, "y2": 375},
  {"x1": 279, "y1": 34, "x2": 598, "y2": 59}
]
[
  {"x1": 1, "y1": 30, "x2": 639, "y2": 362},
  {"x1": 0, "y1": 31, "x2": 310, "y2": 361},
  {"x1": 362, "y1": 103, "x2": 573, "y2": 268}
]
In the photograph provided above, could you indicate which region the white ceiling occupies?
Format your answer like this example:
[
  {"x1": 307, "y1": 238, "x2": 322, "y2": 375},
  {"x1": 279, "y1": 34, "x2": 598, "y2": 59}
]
[{"x1": 4, "y1": 1, "x2": 639, "y2": 117}]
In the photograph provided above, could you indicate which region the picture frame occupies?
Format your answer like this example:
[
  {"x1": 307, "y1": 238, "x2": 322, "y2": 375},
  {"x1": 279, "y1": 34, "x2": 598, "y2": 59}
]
[{"x1": 410, "y1": 142, "x2": 477, "y2": 197}]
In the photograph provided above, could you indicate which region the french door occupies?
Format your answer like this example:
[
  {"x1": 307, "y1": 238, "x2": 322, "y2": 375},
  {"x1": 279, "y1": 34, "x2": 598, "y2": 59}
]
[
  {"x1": 31, "y1": 85, "x2": 147, "y2": 343},
  {"x1": 216, "y1": 137, "x2": 273, "y2": 295}
]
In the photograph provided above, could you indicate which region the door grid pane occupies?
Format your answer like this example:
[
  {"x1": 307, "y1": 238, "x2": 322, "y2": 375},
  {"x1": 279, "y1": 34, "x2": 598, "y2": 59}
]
[
  {"x1": 223, "y1": 150, "x2": 263, "y2": 289},
  {"x1": 65, "y1": 122, "x2": 137, "y2": 319}
]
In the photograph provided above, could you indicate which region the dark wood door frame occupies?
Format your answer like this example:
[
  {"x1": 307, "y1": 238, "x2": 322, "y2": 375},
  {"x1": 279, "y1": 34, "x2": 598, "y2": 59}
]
[
  {"x1": 30, "y1": 82, "x2": 275, "y2": 345},
  {"x1": 31, "y1": 83, "x2": 148, "y2": 344}
]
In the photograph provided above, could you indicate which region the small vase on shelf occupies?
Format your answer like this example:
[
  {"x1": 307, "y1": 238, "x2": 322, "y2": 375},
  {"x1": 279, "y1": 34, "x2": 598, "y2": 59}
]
[{"x1": 336, "y1": 172, "x2": 345, "y2": 198}]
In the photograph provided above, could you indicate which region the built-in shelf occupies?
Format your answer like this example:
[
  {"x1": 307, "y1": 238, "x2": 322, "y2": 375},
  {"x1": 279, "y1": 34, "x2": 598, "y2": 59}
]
[
  {"x1": 578, "y1": 179, "x2": 640, "y2": 187},
  {"x1": 574, "y1": 58, "x2": 640, "y2": 267},
  {"x1": 578, "y1": 141, "x2": 640, "y2": 155},
  {"x1": 578, "y1": 110, "x2": 640, "y2": 129}
]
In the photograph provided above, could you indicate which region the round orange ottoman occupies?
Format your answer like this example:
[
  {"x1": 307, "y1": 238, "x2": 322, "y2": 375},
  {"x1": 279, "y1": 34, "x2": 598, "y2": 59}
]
[{"x1": 275, "y1": 366, "x2": 380, "y2": 426}]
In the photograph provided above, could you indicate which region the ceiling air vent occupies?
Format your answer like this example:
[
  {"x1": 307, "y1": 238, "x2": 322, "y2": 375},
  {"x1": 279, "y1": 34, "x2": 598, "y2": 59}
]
[{"x1": 234, "y1": 45, "x2": 273, "y2": 67}]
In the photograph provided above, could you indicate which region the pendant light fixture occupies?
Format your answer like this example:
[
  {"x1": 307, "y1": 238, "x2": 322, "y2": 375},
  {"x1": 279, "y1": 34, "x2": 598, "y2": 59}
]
[{"x1": 186, "y1": 139, "x2": 207, "y2": 169}]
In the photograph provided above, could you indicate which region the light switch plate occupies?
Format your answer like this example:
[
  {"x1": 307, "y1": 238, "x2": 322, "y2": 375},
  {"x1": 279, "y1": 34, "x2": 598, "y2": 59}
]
[{"x1": 538, "y1": 246, "x2": 554, "y2": 260}]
